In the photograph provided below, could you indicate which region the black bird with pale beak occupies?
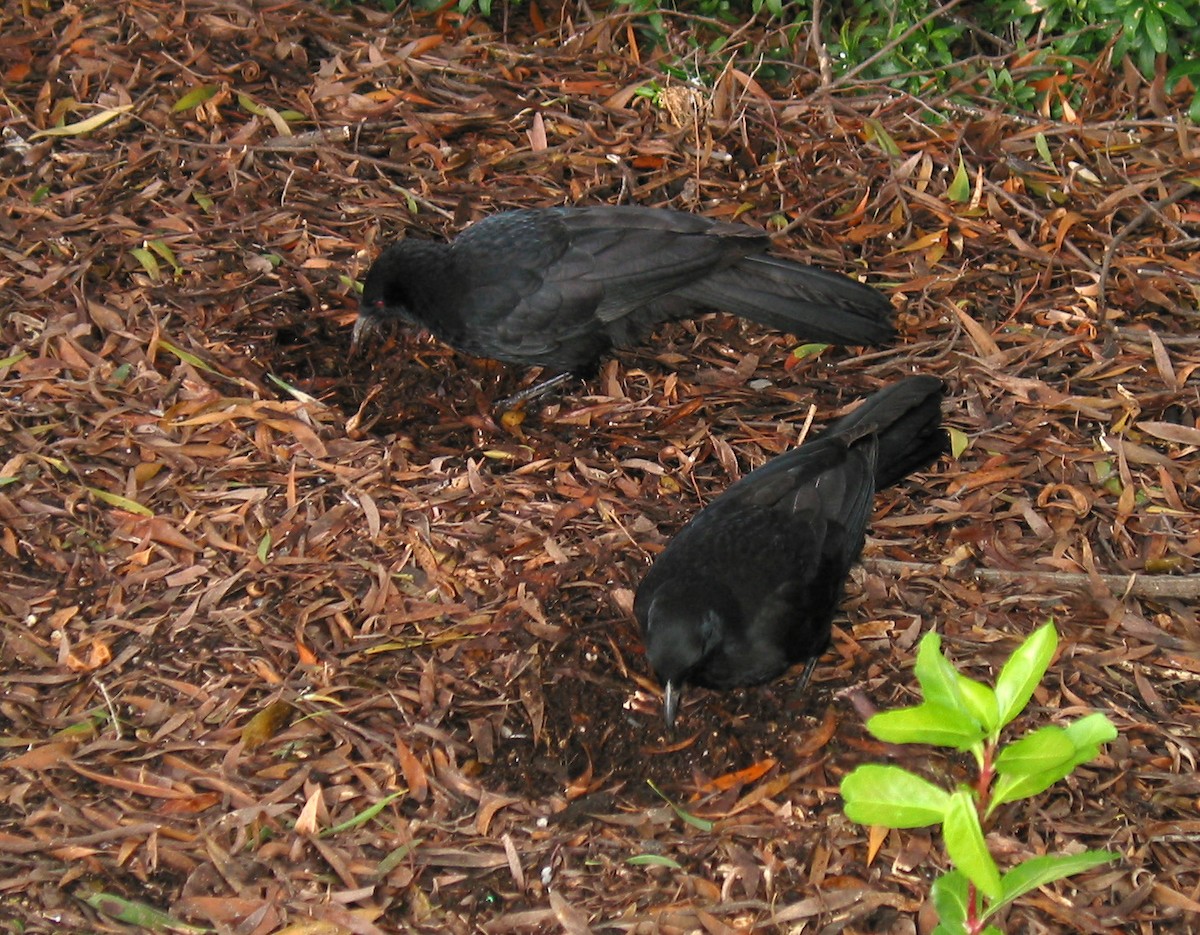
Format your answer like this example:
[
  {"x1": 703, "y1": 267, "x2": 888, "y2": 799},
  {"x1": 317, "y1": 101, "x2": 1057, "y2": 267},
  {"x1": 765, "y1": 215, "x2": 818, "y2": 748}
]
[
  {"x1": 353, "y1": 205, "x2": 895, "y2": 387},
  {"x1": 635, "y1": 376, "x2": 948, "y2": 729}
]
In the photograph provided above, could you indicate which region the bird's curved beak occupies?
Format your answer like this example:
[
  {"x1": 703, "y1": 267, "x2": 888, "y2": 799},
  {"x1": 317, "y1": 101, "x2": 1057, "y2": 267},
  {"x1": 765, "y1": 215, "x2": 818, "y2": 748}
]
[{"x1": 663, "y1": 680, "x2": 681, "y2": 731}]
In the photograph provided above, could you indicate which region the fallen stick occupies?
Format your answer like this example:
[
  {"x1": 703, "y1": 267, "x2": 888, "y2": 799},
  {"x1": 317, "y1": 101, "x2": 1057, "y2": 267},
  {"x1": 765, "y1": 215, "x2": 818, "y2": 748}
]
[{"x1": 864, "y1": 558, "x2": 1200, "y2": 600}]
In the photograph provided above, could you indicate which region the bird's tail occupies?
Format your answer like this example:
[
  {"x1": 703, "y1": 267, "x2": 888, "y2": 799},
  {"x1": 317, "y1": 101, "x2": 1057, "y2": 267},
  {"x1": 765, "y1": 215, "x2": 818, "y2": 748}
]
[
  {"x1": 827, "y1": 376, "x2": 948, "y2": 488},
  {"x1": 675, "y1": 254, "x2": 895, "y2": 346}
]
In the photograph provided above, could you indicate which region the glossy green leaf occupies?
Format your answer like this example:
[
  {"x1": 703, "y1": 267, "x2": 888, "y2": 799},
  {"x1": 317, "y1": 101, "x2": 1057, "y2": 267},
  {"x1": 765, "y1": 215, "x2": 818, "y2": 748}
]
[
  {"x1": 1158, "y1": 0, "x2": 1197, "y2": 24},
  {"x1": 841, "y1": 764, "x2": 949, "y2": 828},
  {"x1": 943, "y1": 789, "x2": 1002, "y2": 900},
  {"x1": 869, "y1": 702, "x2": 987, "y2": 750},
  {"x1": 1143, "y1": 7, "x2": 1167, "y2": 53},
  {"x1": 994, "y1": 621, "x2": 1057, "y2": 728}
]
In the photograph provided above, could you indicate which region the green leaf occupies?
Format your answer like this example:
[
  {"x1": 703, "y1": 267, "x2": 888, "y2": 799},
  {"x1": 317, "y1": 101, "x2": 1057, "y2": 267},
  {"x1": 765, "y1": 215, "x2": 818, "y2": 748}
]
[
  {"x1": 29, "y1": 104, "x2": 133, "y2": 139},
  {"x1": 237, "y1": 92, "x2": 266, "y2": 115},
  {"x1": 947, "y1": 427, "x2": 970, "y2": 459},
  {"x1": 193, "y1": 190, "x2": 215, "y2": 213},
  {"x1": 129, "y1": 247, "x2": 161, "y2": 282},
  {"x1": 947, "y1": 156, "x2": 971, "y2": 203},
  {"x1": 914, "y1": 632, "x2": 965, "y2": 712},
  {"x1": 157, "y1": 338, "x2": 221, "y2": 375},
  {"x1": 1143, "y1": 7, "x2": 1167, "y2": 53},
  {"x1": 994, "y1": 621, "x2": 1057, "y2": 728},
  {"x1": 865, "y1": 118, "x2": 902, "y2": 156},
  {"x1": 147, "y1": 239, "x2": 183, "y2": 277},
  {"x1": 324, "y1": 792, "x2": 403, "y2": 836},
  {"x1": 87, "y1": 486, "x2": 153, "y2": 517},
  {"x1": 1157, "y1": 0, "x2": 1197, "y2": 25},
  {"x1": 943, "y1": 788, "x2": 1002, "y2": 900},
  {"x1": 79, "y1": 887, "x2": 208, "y2": 932},
  {"x1": 930, "y1": 869, "x2": 969, "y2": 928},
  {"x1": 1065, "y1": 711, "x2": 1119, "y2": 749},
  {"x1": 994, "y1": 725, "x2": 1077, "y2": 777},
  {"x1": 868, "y1": 702, "x2": 987, "y2": 750},
  {"x1": 956, "y1": 674, "x2": 999, "y2": 734},
  {"x1": 626, "y1": 853, "x2": 683, "y2": 869},
  {"x1": 172, "y1": 84, "x2": 220, "y2": 112},
  {"x1": 791, "y1": 342, "x2": 830, "y2": 361},
  {"x1": 648, "y1": 780, "x2": 713, "y2": 831},
  {"x1": 267, "y1": 373, "x2": 320, "y2": 404},
  {"x1": 1034, "y1": 132, "x2": 1055, "y2": 170},
  {"x1": 982, "y1": 850, "x2": 1120, "y2": 921},
  {"x1": 0, "y1": 351, "x2": 28, "y2": 368},
  {"x1": 1166, "y1": 60, "x2": 1200, "y2": 89},
  {"x1": 257, "y1": 530, "x2": 272, "y2": 563},
  {"x1": 841, "y1": 764, "x2": 950, "y2": 828},
  {"x1": 990, "y1": 713, "x2": 1116, "y2": 810},
  {"x1": 376, "y1": 838, "x2": 424, "y2": 876}
]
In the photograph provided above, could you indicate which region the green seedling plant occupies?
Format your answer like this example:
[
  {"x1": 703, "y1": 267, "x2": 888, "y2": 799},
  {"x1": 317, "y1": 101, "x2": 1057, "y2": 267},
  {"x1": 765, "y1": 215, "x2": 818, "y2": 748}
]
[{"x1": 841, "y1": 622, "x2": 1118, "y2": 934}]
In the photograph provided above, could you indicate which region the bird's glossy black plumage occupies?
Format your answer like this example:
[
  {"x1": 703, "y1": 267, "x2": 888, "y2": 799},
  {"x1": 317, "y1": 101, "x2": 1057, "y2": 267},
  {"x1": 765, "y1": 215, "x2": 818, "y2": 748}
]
[
  {"x1": 634, "y1": 375, "x2": 947, "y2": 728},
  {"x1": 355, "y1": 206, "x2": 894, "y2": 373}
]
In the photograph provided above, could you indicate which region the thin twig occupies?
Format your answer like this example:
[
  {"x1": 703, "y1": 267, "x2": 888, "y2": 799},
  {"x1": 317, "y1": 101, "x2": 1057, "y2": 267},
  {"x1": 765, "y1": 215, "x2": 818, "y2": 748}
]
[{"x1": 865, "y1": 558, "x2": 1200, "y2": 600}]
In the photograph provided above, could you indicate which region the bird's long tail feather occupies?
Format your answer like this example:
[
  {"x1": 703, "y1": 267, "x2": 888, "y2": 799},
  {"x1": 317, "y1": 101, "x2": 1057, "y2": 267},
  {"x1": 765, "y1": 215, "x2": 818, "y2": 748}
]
[
  {"x1": 676, "y1": 255, "x2": 895, "y2": 346},
  {"x1": 827, "y1": 376, "x2": 948, "y2": 488}
]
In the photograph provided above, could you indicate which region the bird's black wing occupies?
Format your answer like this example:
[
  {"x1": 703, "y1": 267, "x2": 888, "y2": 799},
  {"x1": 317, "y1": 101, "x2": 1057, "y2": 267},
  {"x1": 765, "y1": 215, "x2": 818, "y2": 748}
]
[
  {"x1": 638, "y1": 435, "x2": 878, "y2": 689},
  {"x1": 449, "y1": 208, "x2": 764, "y2": 353}
]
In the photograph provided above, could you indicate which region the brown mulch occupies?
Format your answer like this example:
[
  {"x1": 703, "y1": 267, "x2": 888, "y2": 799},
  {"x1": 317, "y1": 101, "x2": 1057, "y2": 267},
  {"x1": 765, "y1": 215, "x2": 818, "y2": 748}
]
[{"x1": 2, "y1": 1, "x2": 1199, "y2": 932}]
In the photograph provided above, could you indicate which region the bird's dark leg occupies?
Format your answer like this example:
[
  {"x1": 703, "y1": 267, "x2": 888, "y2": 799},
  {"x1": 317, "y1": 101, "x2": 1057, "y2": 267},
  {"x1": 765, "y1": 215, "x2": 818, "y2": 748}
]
[
  {"x1": 496, "y1": 371, "x2": 576, "y2": 410},
  {"x1": 794, "y1": 655, "x2": 820, "y2": 695},
  {"x1": 663, "y1": 680, "x2": 681, "y2": 732}
]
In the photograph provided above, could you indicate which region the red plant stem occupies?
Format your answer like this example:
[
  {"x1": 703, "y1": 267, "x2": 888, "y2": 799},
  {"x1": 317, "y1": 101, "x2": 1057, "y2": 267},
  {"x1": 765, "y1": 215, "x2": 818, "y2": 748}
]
[
  {"x1": 967, "y1": 880, "x2": 980, "y2": 931},
  {"x1": 977, "y1": 741, "x2": 995, "y2": 821}
]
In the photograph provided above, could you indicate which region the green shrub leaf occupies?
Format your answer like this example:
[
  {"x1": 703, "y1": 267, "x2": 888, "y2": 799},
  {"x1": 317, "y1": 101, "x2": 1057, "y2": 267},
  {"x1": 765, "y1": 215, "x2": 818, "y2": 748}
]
[
  {"x1": 841, "y1": 765, "x2": 949, "y2": 828},
  {"x1": 930, "y1": 870, "x2": 969, "y2": 928},
  {"x1": 943, "y1": 789, "x2": 1002, "y2": 900},
  {"x1": 868, "y1": 702, "x2": 987, "y2": 750},
  {"x1": 956, "y1": 674, "x2": 998, "y2": 734},
  {"x1": 914, "y1": 632, "x2": 965, "y2": 712},
  {"x1": 984, "y1": 850, "x2": 1120, "y2": 920},
  {"x1": 994, "y1": 725, "x2": 1077, "y2": 777},
  {"x1": 994, "y1": 621, "x2": 1057, "y2": 728}
]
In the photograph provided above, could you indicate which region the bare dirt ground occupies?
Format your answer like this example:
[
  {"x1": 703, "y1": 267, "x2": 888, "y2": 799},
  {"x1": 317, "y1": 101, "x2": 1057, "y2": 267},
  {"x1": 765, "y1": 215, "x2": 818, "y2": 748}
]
[{"x1": 1, "y1": 2, "x2": 1198, "y2": 932}]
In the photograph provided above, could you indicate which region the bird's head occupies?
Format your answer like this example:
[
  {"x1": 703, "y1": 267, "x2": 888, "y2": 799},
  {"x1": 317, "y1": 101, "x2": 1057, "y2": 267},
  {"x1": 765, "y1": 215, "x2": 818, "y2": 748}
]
[
  {"x1": 352, "y1": 244, "x2": 416, "y2": 354},
  {"x1": 643, "y1": 583, "x2": 730, "y2": 729}
]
